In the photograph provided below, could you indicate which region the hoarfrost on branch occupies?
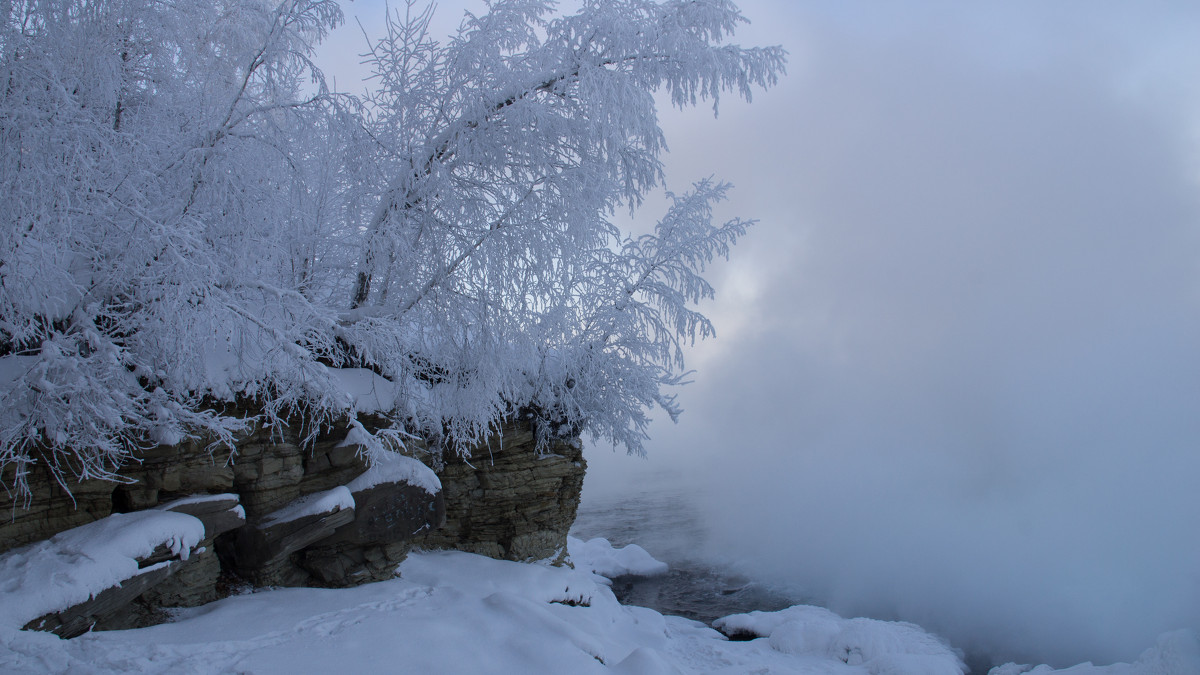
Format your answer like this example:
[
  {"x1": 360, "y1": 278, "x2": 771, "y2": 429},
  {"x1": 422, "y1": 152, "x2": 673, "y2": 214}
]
[{"x1": 0, "y1": 0, "x2": 784, "y2": 499}]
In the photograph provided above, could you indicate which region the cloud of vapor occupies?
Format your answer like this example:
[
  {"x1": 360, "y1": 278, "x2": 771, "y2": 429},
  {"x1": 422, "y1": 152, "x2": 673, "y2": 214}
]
[
  {"x1": 591, "y1": 1, "x2": 1200, "y2": 668},
  {"x1": 318, "y1": 0, "x2": 1200, "y2": 667}
]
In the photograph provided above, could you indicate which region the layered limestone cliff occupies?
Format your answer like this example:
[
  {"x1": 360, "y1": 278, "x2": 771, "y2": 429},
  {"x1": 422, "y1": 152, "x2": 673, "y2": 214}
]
[
  {"x1": 0, "y1": 419, "x2": 585, "y2": 637},
  {"x1": 413, "y1": 422, "x2": 585, "y2": 563}
]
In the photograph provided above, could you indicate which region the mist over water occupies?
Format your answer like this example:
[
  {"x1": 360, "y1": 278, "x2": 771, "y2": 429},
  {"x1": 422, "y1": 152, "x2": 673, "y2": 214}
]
[
  {"x1": 572, "y1": 472, "x2": 802, "y2": 628},
  {"x1": 588, "y1": 1, "x2": 1200, "y2": 670},
  {"x1": 319, "y1": 0, "x2": 1200, "y2": 668}
]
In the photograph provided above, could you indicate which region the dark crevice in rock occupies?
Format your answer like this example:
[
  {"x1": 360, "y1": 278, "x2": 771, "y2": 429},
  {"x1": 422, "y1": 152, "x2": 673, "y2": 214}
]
[{"x1": 720, "y1": 629, "x2": 762, "y2": 642}]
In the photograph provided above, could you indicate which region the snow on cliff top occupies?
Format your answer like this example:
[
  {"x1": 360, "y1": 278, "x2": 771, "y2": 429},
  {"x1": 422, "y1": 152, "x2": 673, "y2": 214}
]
[
  {"x1": 326, "y1": 367, "x2": 401, "y2": 414},
  {"x1": 0, "y1": 511, "x2": 204, "y2": 629}
]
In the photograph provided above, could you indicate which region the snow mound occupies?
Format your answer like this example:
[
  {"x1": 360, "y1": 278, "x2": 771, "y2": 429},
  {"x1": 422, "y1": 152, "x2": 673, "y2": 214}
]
[
  {"x1": 568, "y1": 537, "x2": 669, "y2": 579},
  {"x1": 344, "y1": 447, "x2": 441, "y2": 496},
  {"x1": 400, "y1": 549, "x2": 614, "y2": 609},
  {"x1": 713, "y1": 605, "x2": 966, "y2": 675},
  {"x1": 612, "y1": 646, "x2": 678, "y2": 675},
  {"x1": 0, "y1": 510, "x2": 204, "y2": 629},
  {"x1": 989, "y1": 629, "x2": 1200, "y2": 675}
]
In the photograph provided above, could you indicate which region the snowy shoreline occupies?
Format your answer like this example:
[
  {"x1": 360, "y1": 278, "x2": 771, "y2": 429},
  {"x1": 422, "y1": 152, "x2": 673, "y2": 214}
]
[{"x1": 3, "y1": 536, "x2": 1196, "y2": 674}]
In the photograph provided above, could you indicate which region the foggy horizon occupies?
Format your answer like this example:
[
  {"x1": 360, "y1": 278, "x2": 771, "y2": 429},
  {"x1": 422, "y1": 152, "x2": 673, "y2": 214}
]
[{"x1": 323, "y1": 1, "x2": 1200, "y2": 669}]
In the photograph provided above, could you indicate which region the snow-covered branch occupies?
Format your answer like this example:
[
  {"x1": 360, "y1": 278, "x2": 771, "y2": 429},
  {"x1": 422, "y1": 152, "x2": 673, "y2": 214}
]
[{"x1": 0, "y1": 0, "x2": 783, "y2": 499}]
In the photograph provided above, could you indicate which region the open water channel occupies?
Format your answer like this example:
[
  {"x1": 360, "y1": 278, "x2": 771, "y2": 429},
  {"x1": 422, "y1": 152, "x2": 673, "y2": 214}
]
[{"x1": 570, "y1": 474, "x2": 801, "y2": 627}]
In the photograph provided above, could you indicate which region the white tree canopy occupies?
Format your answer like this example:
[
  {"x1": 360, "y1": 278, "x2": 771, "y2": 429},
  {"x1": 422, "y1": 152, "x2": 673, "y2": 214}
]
[{"x1": 0, "y1": 0, "x2": 784, "y2": 500}]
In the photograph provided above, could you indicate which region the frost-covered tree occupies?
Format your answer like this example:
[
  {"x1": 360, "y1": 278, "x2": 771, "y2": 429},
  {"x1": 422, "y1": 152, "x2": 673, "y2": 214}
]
[{"x1": 0, "y1": 0, "x2": 784, "y2": 500}]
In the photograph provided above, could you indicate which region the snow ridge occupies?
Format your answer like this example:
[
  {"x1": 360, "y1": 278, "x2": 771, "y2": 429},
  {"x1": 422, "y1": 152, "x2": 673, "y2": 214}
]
[{"x1": 567, "y1": 536, "x2": 669, "y2": 579}]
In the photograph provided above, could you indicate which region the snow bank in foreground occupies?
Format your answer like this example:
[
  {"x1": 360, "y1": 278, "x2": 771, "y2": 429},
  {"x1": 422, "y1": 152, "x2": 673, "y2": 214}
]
[
  {"x1": 1, "y1": 546, "x2": 1196, "y2": 675},
  {"x1": 714, "y1": 605, "x2": 967, "y2": 675},
  {"x1": 568, "y1": 536, "x2": 669, "y2": 579},
  {"x1": 989, "y1": 630, "x2": 1200, "y2": 675},
  {"x1": 0, "y1": 511, "x2": 204, "y2": 629},
  {"x1": 0, "y1": 549, "x2": 971, "y2": 674}
]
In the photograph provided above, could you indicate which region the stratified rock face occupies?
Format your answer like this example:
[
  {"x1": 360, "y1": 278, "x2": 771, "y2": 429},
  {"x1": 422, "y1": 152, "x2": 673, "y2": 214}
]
[
  {"x1": 1, "y1": 463, "x2": 118, "y2": 555},
  {"x1": 412, "y1": 422, "x2": 586, "y2": 563},
  {"x1": 0, "y1": 418, "x2": 586, "y2": 636}
]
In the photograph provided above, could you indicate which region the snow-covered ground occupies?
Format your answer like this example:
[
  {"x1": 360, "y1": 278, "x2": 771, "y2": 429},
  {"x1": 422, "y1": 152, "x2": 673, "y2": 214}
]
[{"x1": 1, "y1": 537, "x2": 1197, "y2": 674}]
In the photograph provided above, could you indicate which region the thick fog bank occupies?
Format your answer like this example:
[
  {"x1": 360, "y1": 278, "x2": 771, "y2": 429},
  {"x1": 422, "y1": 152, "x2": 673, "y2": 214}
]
[
  {"x1": 321, "y1": 0, "x2": 1200, "y2": 667},
  {"x1": 588, "y1": 0, "x2": 1200, "y2": 669}
]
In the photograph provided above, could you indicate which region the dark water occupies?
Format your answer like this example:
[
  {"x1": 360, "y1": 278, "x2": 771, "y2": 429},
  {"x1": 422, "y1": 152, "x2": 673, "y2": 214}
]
[
  {"x1": 570, "y1": 484, "x2": 801, "y2": 626},
  {"x1": 571, "y1": 481, "x2": 996, "y2": 674}
]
